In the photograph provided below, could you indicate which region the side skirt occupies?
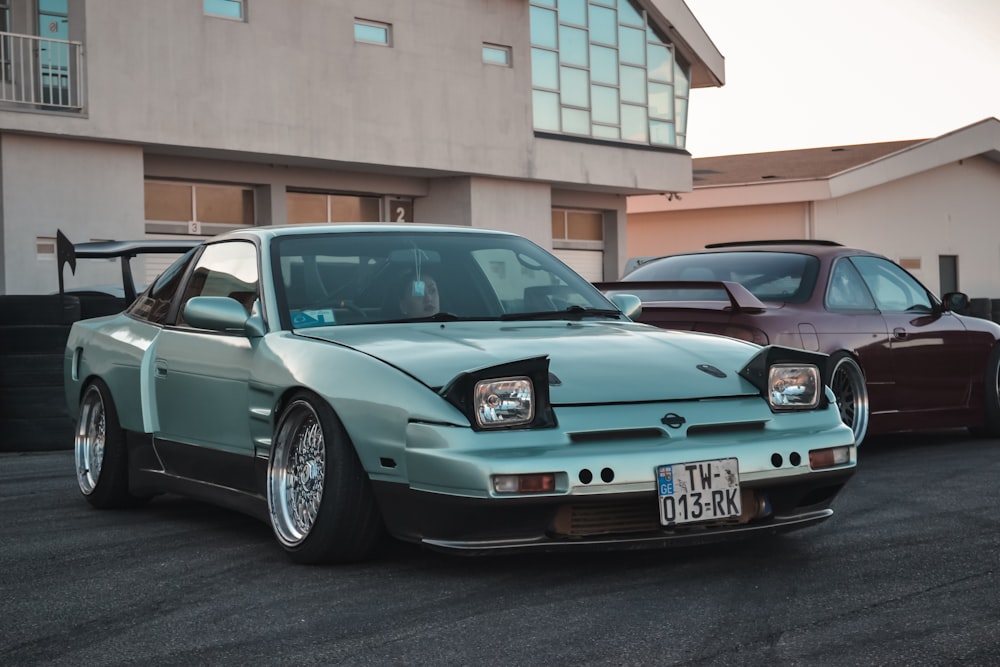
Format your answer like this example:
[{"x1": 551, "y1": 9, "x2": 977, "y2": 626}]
[{"x1": 126, "y1": 430, "x2": 270, "y2": 523}]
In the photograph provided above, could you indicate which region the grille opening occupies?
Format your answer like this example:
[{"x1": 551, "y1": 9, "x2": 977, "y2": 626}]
[
  {"x1": 687, "y1": 421, "x2": 766, "y2": 436},
  {"x1": 568, "y1": 428, "x2": 664, "y2": 444}
]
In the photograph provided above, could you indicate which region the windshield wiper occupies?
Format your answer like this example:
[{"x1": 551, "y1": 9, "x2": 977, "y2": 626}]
[
  {"x1": 500, "y1": 305, "x2": 623, "y2": 321},
  {"x1": 380, "y1": 311, "x2": 464, "y2": 323}
]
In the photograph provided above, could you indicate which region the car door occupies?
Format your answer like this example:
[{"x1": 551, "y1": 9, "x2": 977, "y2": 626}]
[
  {"x1": 851, "y1": 256, "x2": 972, "y2": 413},
  {"x1": 821, "y1": 257, "x2": 895, "y2": 414},
  {"x1": 150, "y1": 240, "x2": 261, "y2": 492}
]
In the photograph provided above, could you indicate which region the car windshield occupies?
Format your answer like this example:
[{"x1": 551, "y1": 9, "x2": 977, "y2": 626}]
[
  {"x1": 624, "y1": 251, "x2": 821, "y2": 304},
  {"x1": 272, "y1": 230, "x2": 619, "y2": 328}
]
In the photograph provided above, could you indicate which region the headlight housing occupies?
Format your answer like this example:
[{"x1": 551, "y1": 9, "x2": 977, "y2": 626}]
[
  {"x1": 475, "y1": 377, "x2": 534, "y2": 428},
  {"x1": 739, "y1": 345, "x2": 830, "y2": 412},
  {"x1": 441, "y1": 356, "x2": 556, "y2": 431},
  {"x1": 767, "y1": 363, "x2": 820, "y2": 410}
]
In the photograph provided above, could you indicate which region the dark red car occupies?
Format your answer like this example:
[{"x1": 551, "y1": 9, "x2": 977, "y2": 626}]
[{"x1": 597, "y1": 240, "x2": 1000, "y2": 446}]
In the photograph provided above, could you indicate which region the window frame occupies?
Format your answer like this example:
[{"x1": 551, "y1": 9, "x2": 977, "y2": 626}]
[
  {"x1": 354, "y1": 18, "x2": 392, "y2": 46},
  {"x1": 528, "y1": 0, "x2": 690, "y2": 149},
  {"x1": 203, "y1": 0, "x2": 246, "y2": 21},
  {"x1": 483, "y1": 43, "x2": 512, "y2": 67},
  {"x1": 144, "y1": 179, "x2": 256, "y2": 236},
  {"x1": 175, "y1": 240, "x2": 261, "y2": 329},
  {"x1": 850, "y1": 256, "x2": 934, "y2": 314}
]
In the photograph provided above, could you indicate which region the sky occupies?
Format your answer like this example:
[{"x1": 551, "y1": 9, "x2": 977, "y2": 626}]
[{"x1": 681, "y1": 0, "x2": 1000, "y2": 157}]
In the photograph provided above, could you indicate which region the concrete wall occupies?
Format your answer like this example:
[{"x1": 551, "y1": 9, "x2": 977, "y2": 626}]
[
  {"x1": 0, "y1": 0, "x2": 692, "y2": 194},
  {"x1": 1, "y1": 1, "x2": 526, "y2": 175},
  {"x1": 0, "y1": 0, "x2": 716, "y2": 292},
  {"x1": 626, "y1": 202, "x2": 807, "y2": 261},
  {"x1": 1, "y1": 135, "x2": 145, "y2": 294},
  {"x1": 418, "y1": 177, "x2": 552, "y2": 247},
  {"x1": 814, "y1": 156, "x2": 1000, "y2": 296},
  {"x1": 624, "y1": 155, "x2": 1000, "y2": 297}
]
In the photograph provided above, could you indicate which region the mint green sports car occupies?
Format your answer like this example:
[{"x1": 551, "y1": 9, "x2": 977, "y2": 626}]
[{"x1": 66, "y1": 224, "x2": 856, "y2": 564}]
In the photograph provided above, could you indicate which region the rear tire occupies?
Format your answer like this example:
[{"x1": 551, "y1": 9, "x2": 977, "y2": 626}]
[
  {"x1": 829, "y1": 353, "x2": 869, "y2": 447},
  {"x1": 75, "y1": 379, "x2": 142, "y2": 508},
  {"x1": 267, "y1": 391, "x2": 383, "y2": 564}
]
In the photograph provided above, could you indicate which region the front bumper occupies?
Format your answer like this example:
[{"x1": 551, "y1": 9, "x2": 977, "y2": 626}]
[
  {"x1": 372, "y1": 467, "x2": 853, "y2": 554},
  {"x1": 368, "y1": 397, "x2": 856, "y2": 554}
]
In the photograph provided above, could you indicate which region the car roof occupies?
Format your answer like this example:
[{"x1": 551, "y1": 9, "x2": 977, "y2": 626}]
[
  {"x1": 216, "y1": 223, "x2": 519, "y2": 243},
  {"x1": 704, "y1": 239, "x2": 886, "y2": 257},
  {"x1": 641, "y1": 240, "x2": 883, "y2": 263}
]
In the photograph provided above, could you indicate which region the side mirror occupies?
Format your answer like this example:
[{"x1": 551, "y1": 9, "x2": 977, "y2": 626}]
[
  {"x1": 941, "y1": 292, "x2": 969, "y2": 314},
  {"x1": 607, "y1": 293, "x2": 642, "y2": 319},
  {"x1": 184, "y1": 296, "x2": 264, "y2": 337}
]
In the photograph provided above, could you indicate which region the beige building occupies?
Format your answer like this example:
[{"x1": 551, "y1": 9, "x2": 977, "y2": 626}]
[
  {"x1": 627, "y1": 117, "x2": 1000, "y2": 298},
  {"x1": 0, "y1": 0, "x2": 725, "y2": 294}
]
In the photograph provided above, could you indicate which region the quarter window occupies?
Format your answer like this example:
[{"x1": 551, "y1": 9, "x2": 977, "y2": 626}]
[
  {"x1": 529, "y1": 0, "x2": 690, "y2": 148},
  {"x1": 826, "y1": 259, "x2": 876, "y2": 311},
  {"x1": 128, "y1": 249, "x2": 198, "y2": 325}
]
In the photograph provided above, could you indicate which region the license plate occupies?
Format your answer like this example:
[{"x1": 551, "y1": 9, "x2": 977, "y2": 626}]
[{"x1": 657, "y1": 458, "x2": 741, "y2": 526}]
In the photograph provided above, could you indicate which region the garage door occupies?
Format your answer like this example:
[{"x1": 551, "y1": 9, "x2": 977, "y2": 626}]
[{"x1": 554, "y1": 249, "x2": 604, "y2": 282}]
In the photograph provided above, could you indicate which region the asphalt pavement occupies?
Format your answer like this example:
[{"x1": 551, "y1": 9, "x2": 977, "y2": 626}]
[{"x1": 1, "y1": 430, "x2": 998, "y2": 666}]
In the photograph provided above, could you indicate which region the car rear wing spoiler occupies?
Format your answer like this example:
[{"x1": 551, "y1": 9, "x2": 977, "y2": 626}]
[
  {"x1": 594, "y1": 280, "x2": 768, "y2": 314},
  {"x1": 56, "y1": 230, "x2": 203, "y2": 303}
]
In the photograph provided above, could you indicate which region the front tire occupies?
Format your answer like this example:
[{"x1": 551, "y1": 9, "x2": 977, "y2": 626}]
[
  {"x1": 829, "y1": 353, "x2": 869, "y2": 447},
  {"x1": 267, "y1": 391, "x2": 383, "y2": 564},
  {"x1": 74, "y1": 379, "x2": 141, "y2": 508}
]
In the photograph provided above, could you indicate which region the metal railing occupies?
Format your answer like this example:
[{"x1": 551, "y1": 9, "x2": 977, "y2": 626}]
[{"x1": 0, "y1": 30, "x2": 85, "y2": 111}]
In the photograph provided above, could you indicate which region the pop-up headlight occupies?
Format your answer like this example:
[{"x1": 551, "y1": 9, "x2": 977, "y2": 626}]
[
  {"x1": 768, "y1": 363, "x2": 821, "y2": 410},
  {"x1": 441, "y1": 356, "x2": 556, "y2": 431},
  {"x1": 739, "y1": 345, "x2": 830, "y2": 412}
]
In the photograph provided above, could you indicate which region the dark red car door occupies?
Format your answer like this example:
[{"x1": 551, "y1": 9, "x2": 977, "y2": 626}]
[{"x1": 851, "y1": 256, "x2": 972, "y2": 413}]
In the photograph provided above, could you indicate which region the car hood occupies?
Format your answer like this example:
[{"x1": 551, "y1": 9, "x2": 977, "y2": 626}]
[{"x1": 295, "y1": 321, "x2": 761, "y2": 403}]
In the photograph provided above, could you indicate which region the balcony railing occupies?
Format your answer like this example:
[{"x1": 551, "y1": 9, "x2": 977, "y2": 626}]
[{"x1": 0, "y1": 30, "x2": 85, "y2": 112}]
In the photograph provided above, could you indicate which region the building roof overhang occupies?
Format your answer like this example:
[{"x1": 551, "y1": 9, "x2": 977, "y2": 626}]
[
  {"x1": 629, "y1": 117, "x2": 1000, "y2": 212},
  {"x1": 637, "y1": 0, "x2": 725, "y2": 88}
]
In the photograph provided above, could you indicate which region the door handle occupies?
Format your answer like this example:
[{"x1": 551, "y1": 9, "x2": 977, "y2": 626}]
[
  {"x1": 892, "y1": 327, "x2": 907, "y2": 340},
  {"x1": 154, "y1": 360, "x2": 168, "y2": 378}
]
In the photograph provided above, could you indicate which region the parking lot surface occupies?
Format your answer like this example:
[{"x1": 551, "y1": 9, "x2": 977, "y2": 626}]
[{"x1": 2, "y1": 431, "x2": 998, "y2": 666}]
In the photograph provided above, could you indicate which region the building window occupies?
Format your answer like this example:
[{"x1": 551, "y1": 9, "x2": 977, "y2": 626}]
[
  {"x1": 0, "y1": 0, "x2": 10, "y2": 83},
  {"x1": 552, "y1": 209, "x2": 604, "y2": 243},
  {"x1": 483, "y1": 43, "x2": 512, "y2": 67},
  {"x1": 529, "y1": 0, "x2": 690, "y2": 149},
  {"x1": 144, "y1": 180, "x2": 254, "y2": 236},
  {"x1": 938, "y1": 255, "x2": 958, "y2": 294},
  {"x1": 354, "y1": 19, "x2": 391, "y2": 46},
  {"x1": 287, "y1": 192, "x2": 382, "y2": 223},
  {"x1": 551, "y1": 209, "x2": 605, "y2": 281},
  {"x1": 204, "y1": 0, "x2": 245, "y2": 20},
  {"x1": 36, "y1": 236, "x2": 56, "y2": 260}
]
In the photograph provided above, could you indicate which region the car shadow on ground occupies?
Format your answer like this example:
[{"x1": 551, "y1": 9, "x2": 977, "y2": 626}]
[{"x1": 115, "y1": 427, "x2": 992, "y2": 575}]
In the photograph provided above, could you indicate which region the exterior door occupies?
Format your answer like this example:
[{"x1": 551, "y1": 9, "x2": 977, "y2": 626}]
[
  {"x1": 852, "y1": 256, "x2": 971, "y2": 413},
  {"x1": 151, "y1": 240, "x2": 261, "y2": 490}
]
